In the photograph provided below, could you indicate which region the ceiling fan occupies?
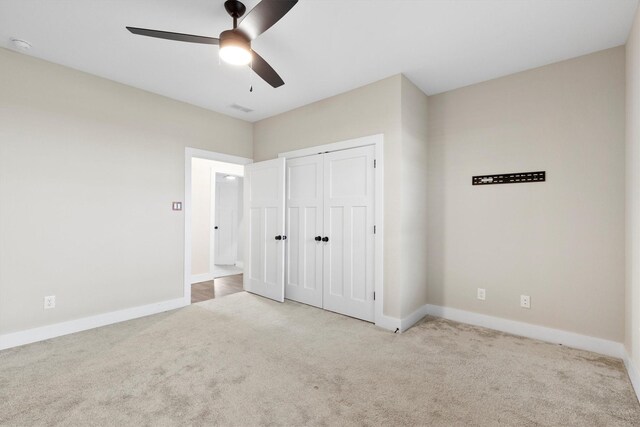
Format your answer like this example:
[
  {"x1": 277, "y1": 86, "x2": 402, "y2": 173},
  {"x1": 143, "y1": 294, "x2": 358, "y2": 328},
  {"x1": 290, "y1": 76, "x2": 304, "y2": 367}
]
[{"x1": 126, "y1": 0, "x2": 298, "y2": 88}]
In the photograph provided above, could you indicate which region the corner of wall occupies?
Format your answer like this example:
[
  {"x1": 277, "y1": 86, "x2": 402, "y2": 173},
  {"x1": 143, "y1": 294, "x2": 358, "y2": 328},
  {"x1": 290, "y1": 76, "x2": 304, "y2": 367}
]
[
  {"x1": 398, "y1": 75, "x2": 430, "y2": 319},
  {"x1": 626, "y1": 2, "x2": 640, "y2": 373}
]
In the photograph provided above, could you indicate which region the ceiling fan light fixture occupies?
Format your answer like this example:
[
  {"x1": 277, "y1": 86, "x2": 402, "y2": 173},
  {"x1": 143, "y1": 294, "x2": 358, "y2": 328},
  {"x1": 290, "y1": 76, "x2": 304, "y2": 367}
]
[
  {"x1": 219, "y1": 30, "x2": 251, "y2": 66},
  {"x1": 220, "y1": 45, "x2": 251, "y2": 65}
]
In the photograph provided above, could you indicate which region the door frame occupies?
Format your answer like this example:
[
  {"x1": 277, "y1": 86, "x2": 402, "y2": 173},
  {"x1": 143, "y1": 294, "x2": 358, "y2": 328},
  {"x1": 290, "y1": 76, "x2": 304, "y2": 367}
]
[
  {"x1": 277, "y1": 134, "x2": 385, "y2": 328},
  {"x1": 184, "y1": 147, "x2": 252, "y2": 305}
]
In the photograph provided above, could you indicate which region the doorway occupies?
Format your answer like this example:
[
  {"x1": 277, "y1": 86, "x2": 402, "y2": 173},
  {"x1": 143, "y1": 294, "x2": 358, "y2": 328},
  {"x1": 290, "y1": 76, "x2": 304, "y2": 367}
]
[
  {"x1": 213, "y1": 172, "x2": 243, "y2": 278},
  {"x1": 184, "y1": 148, "x2": 252, "y2": 305}
]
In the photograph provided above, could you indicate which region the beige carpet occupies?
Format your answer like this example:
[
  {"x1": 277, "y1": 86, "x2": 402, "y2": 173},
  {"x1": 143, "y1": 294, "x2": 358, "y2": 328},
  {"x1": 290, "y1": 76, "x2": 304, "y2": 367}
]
[{"x1": 1, "y1": 292, "x2": 638, "y2": 426}]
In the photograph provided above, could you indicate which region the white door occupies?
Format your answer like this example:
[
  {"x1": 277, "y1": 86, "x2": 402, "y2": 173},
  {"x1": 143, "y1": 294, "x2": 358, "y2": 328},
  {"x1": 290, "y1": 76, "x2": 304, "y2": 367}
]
[
  {"x1": 322, "y1": 146, "x2": 376, "y2": 321},
  {"x1": 214, "y1": 175, "x2": 239, "y2": 265},
  {"x1": 285, "y1": 155, "x2": 324, "y2": 308},
  {"x1": 244, "y1": 158, "x2": 286, "y2": 302}
]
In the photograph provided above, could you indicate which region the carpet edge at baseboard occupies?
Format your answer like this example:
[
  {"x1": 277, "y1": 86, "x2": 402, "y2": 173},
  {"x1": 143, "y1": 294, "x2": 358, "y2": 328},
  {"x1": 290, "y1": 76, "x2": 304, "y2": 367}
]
[
  {"x1": 0, "y1": 297, "x2": 187, "y2": 351},
  {"x1": 399, "y1": 303, "x2": 623, "y2": 360}
]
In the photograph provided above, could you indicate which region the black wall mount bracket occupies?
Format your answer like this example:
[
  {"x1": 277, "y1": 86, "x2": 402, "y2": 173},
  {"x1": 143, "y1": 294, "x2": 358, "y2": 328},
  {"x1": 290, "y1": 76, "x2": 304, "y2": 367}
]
[{"x1": 472, "y1": 171, "x2": 545, "y2": 186}]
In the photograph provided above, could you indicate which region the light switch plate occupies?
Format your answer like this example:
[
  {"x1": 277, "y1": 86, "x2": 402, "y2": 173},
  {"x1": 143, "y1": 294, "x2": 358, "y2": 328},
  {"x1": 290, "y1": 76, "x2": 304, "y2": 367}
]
[{"x1": 172, "y1": 202, "x2": 182, "y2": 211}]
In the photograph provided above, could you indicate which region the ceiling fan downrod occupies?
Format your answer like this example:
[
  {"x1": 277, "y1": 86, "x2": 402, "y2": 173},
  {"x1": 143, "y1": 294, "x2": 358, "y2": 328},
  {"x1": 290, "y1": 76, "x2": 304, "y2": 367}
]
[{"x1": 224, "y1": 0, "x2": 247, "y2": 29}]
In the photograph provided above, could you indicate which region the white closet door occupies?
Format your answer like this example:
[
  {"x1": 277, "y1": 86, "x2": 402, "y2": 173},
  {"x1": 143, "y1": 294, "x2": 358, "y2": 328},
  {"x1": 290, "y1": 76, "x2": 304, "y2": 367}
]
[
  {"x1": 285, "y1": 155, "x2": 323, "y2": 307},
  {"x1": 322, "y1": 145, "x2": 375, "y2": 322},
  {"x1": 244, "y1": 158, "x2": 286, "y2": 302},
  {"x1": 215, "y1": 177, "x2": 239, "y2": 266}
]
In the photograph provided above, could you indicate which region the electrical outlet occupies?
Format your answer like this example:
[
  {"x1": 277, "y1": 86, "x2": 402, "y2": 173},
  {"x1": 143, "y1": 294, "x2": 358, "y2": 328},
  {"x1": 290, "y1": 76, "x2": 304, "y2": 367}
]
[
  {"x1": 44, "y1": 295, "x2": 56, "y2": 309},
  {"x1": 477, "y1": 288, "x2": 486, "y2": 301},
  {"x1": 520, "y1": 295, "x2": 531, "y2": 309}
]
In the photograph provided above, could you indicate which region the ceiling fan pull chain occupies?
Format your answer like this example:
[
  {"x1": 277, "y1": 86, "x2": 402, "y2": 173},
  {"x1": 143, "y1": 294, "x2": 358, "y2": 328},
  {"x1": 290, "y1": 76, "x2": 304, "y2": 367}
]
[{"x1": 249, "y1": 56, "x2": 254, "y2": 92}]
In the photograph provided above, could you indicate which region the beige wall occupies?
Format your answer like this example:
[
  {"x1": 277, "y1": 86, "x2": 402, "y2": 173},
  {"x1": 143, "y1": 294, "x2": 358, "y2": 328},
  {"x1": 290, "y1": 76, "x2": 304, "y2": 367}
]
[
  {"x1": 254, "y1": 75, "x2": 405, "y2": 317},
  {"x1": 626, "y1": 6, "x2": 640, "y2": 367},
  {"x1": 0, "y1": 37, "x2": 628, "y2": 342},
  {"x1": 0, "y1": 48, "x2": 252, "y2": 334},
  {"x1": 400, "y1": 76, "x2": 429, "y2": 317},
  {"x1": 427, "y1": 47, "x2": 625, "y2": 341}
]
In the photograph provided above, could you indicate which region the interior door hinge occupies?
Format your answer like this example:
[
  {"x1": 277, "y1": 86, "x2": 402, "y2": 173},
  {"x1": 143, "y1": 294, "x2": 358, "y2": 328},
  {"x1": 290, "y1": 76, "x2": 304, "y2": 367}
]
[
  {"x1": 374, "y1": 225, "x2": 376, "y2": 234},
  {"x1": 374, "y1": 159, "x2": 377, "y2": 168},
  {"x1": 373, "y1": 292, "x2": 376, "y2": 301}
]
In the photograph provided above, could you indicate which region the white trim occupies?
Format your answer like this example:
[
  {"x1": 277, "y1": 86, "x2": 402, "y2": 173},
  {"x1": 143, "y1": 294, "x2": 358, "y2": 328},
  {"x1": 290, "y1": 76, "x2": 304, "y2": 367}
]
[
  {"x1": 0, "y1": 298, "x2": 186, "y2": 351},
  {"x1": 400, "y1": 304, "x2": 430, "y2": 332},
  {"x1": 373, "y1": 137, "x2": 385, "y2": 331},
  {"x1": 422, "y1": 304, "x2": 623, "y2": 358},
  {"x1": 376, "y1": 314, "x2": 401, "y2": 332},
  {"x1": 235, "y1": 261, "x2": 244, "y2": 268},
  {"x1": 278, "y1": 134, "x2": 383, "y2": 160},
  {"x1": 623, "y1": 351, "x2": 640, "y2": 403},
  {"x1": 277, "y1": 134, "x2": 385, "y2": 329},
  {"x1": 191, "y1": 273, "x2": 215, "y2": 284},
  {"x1": 187, "y1": 148, "x2": 253, "y2": 165},
  {"x1": 184, "y1": 148, "x2": 252, "y2": 305}
]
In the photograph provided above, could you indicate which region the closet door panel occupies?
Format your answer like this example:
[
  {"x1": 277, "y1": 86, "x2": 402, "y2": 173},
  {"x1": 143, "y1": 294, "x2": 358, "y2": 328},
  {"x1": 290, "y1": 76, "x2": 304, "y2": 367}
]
[
  {"x1": 285, "y1": 155, "x2": 323, "y2": 307},
  {"x1": 328, "y1": 206, "x2": 345, "y2": 297},
  {"x1": 351, "y1": 206, "x2": 368, "y2": 301},
  {"x1": 303, "y1": 207, "x2": 320, "y2": 289},
  {"x1": 243, "y1": 158, "x2": 286, "y2": 302},
  {"x1": 323, "y1": 145, "x2": 375, "y2": 322}
]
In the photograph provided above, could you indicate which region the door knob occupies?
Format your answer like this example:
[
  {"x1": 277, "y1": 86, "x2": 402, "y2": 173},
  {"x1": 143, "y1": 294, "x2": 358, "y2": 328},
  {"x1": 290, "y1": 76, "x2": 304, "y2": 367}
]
[
  {"x1": 315, "y1": 236, "x2": 322, "y2": 242},
  {"x1": 275, "y1": 235, "x2": 282, "y2": 240},
  {"x1": 322, "y1": 237, "x2": 329, "y2": 242},
  {"x1": 214, "y1": 226, "x2": 218, "y2": 230}
]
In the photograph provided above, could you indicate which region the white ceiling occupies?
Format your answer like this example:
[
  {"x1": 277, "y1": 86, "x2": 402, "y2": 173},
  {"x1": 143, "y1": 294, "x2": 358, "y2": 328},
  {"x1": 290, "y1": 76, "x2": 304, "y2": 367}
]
[{"x1": 1, "y1": 0, "x2": 638, "y2": 122}]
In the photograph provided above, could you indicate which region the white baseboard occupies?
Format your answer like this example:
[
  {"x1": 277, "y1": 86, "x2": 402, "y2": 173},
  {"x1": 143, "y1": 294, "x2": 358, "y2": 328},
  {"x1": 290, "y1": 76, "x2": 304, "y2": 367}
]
[
  {"x1": 400, "y1": 305, "x2": 430, "y2": 332},
  {"x1": 375, "y1": 314, "x2": 400, "y2": 332},
  {"x1": 623, "y1": 351, "x2": 640, "y2": 402},
  {"x1": 191, "y1": 273, "x2": 215, "y2": 284},
  {"x1": 422, "y1": 304, "x2": 623, "y2": 358},
  {"x1": 375, "y1": 306, "x2": 429, "y2": 333},
  {"x1": 235, "y1": 261, "x2": 244, "y2": 268},
  {"x1": 0, "y1": 297, "x2": 187, "y2": 351}
]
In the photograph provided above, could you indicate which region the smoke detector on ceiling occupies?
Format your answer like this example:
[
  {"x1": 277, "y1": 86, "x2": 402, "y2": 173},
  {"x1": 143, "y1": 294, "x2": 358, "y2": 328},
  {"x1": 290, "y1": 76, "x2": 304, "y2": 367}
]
[{"x1": 10, "y1": 38, "x2": 32, "y2": 52}]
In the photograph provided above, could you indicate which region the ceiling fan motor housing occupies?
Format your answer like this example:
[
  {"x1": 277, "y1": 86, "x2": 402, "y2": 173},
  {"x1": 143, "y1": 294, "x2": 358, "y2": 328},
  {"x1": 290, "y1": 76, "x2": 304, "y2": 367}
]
[{"x1": 219, "y1": 30, "x2": 251, "y2": 53}]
